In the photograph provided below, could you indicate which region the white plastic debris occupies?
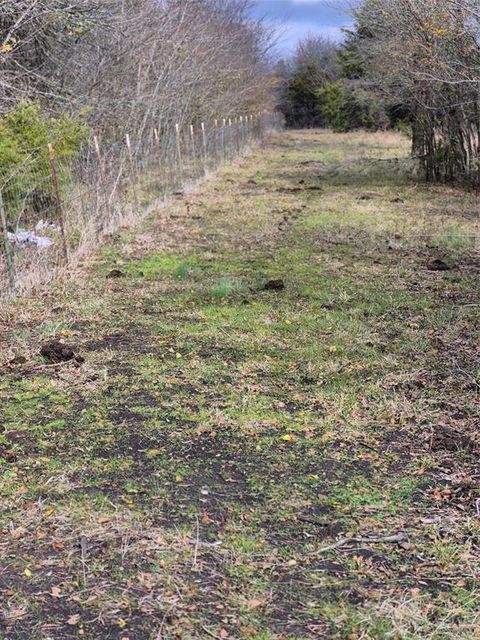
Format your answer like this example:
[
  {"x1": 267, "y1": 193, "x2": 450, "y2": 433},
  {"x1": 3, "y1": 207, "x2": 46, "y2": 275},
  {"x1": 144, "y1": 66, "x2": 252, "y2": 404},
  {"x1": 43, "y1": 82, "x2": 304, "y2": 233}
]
[
  {"x1": 7, "y1": 228, "x2": 53, "y2": 248},
  {"x1": 35, "y1": 219, "x2": 58, "y2": 232}
]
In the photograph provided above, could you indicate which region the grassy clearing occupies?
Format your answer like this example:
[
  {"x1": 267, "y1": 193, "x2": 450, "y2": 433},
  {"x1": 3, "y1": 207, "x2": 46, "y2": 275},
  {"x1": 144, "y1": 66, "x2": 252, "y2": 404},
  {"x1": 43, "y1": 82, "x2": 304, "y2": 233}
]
[{"x1": 0, "y1": 129, "x2": 479, "y2": 639}]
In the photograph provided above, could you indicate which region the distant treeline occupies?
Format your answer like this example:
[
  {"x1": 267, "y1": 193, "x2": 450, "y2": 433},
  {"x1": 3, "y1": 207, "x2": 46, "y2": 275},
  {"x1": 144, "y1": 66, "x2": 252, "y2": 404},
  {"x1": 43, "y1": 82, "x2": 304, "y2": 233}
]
[{"x1": 276, "y1": 0, "x2": 480, "y2": 188}]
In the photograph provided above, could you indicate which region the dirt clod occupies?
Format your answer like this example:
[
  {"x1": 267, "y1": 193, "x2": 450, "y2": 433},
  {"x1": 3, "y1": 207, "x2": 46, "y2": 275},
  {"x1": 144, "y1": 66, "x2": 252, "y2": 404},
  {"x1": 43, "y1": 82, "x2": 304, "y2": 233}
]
[
  {"x1": 7, "y1": 354, "x2": 27, "y2": 366},
  {"x1": 40, "y1": 340, "x2": 85, "y2": 364},
  {"x1": 428, "y1": 259, "x2": 451, "y2": 271},
  {"x1": 106, "y1": 269, "x2": 125, "y2": 279},
  {"x1": 264, "y1": 279, "x2": 285, "y2": 291}
]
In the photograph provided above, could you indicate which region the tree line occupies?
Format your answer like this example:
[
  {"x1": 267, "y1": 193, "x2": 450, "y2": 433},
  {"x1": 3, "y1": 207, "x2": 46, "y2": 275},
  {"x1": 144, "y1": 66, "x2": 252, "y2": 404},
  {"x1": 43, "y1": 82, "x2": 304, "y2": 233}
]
[
  {"x1": 277, "y1": 0, "x2": 480, "y2": 188},
  {"x1": 0, "y1": 0, "x2": 273, "y2": 174}
]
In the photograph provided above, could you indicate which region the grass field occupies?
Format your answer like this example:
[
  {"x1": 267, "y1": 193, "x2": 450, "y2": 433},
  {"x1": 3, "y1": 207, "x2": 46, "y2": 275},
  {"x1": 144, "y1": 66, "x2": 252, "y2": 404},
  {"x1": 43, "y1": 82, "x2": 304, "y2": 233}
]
[{"x1": 0, "y1": 129, "x2": 479, "y2": 639}]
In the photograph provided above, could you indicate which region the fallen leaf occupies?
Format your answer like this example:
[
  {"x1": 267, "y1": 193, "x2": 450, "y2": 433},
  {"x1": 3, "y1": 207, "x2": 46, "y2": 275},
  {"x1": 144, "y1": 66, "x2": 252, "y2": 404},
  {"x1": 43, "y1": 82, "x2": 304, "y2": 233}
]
[
  {"x1": 23, "y1": 568, "x2": 32, "y2": 577},
  {"x1": 97, "y1": 516, "x2": 110, "y2": 524},
  {"x1": 51, "y1": 586, "x2": 61, "y2": 598},
  {"x1": 247, "y1": 598, "x2": 263, "y2": 609},
  {"x1": 67, "y1": 614, "x2": 80, "y2": 625},
  {"x1": 10, "y1": 527, "x2": 27, "y2": 539},
  {"x1": 118, "y1": 618, "x2": 127, "y2": 629},
  {"x1": 281, "y1": 434, "x2": 292, "y2": 442}
]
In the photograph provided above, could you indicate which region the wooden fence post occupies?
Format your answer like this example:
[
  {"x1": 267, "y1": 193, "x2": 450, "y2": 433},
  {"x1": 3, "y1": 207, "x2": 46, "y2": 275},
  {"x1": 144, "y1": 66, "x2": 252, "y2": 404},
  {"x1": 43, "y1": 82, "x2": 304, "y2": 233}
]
[
  {"x1": 93, "y1": 135, "x2": 106, "y2": 183},
  {"x1": 48, "y1": 144, "x2": 69, "y2": 265},
  {"x1": 189, "y1": 124, "x2": 196, "y2": 176},
  {"x1": 0, "y1": 190, "x2": 16, "y2": 295},
  {"x1": 222, "y1": 119, "x2": 227, "y2": 161},
  {"x1": 228, "y1": 119, "x2": 233, "y2": 159},
  {"x1": 93, "y1": 135, "x2": 111, "y2": 228},
  {"x1": 153, "y1": 128, "x2": 166, "y2": 194},
  {"x1": 201, "y1": 122, "x2": 207, "y2": 172},
  {"x1": 175, "y1": 123, "x2": 183, "y2": 176},
  {"x1": 214, "y1": 119, "x2": 219, "y2": 163},
  {"x1": 125, "y1": 133, "x2": 139, "y2": 208}
]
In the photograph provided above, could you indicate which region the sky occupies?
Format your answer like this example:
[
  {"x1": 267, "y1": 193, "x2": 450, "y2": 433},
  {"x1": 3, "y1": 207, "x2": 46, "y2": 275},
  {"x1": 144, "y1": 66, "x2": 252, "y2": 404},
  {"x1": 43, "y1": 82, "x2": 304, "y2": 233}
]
[{"x1": 249, "y1": 0, "x2": 353, "y2": 57}]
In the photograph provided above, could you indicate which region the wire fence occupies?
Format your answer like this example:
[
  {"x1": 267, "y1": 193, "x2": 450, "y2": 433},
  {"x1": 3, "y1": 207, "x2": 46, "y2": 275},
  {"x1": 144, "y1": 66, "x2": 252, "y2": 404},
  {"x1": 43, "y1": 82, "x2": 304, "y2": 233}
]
[{"x1": 0, "y1": 112, "x2": 283, "y2": 298}]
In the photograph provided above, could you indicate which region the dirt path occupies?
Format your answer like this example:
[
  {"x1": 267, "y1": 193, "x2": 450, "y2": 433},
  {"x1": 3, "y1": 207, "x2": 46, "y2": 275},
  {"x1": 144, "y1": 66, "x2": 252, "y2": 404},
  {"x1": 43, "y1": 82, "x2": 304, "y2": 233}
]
[{"x1": 1, "y1": 130, "x2": 479, "y2": 639}]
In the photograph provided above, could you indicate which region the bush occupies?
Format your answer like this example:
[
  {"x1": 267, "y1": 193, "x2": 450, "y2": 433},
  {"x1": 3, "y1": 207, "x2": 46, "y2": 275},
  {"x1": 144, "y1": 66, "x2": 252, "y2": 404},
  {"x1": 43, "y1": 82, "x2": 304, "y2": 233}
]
[
  {"x1": 282, "y1": 64, "x2": 327, "y2": 128},
  {"x1": 318, "y1": 81, "x2": 389, "y2": 132},
  {"x1": 0, "y1": 101, "x2": 88, "y2": 224}
]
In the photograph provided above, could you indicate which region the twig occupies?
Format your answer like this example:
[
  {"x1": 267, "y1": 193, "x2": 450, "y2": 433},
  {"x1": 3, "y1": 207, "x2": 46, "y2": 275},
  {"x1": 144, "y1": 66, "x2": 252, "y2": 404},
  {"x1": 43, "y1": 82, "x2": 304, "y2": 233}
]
[
  {"x1": 188, "y1": 538, "x2": 222, "y2": 548},
  {"x1": 80, "y1": 535, "x2": 88, "y2": 586},
  {"x1": 202, "y1": 626, "x2": 223, "y2": 640},
  {"x1": 357, "y1": 441, "x2": 380, "y2": 453},
  {"x1": 297, "y1": 515, "x2": 330, "y2": 527},
  {"x1": 192, "y1": 515, "x2": 199, "y2": 568},
  {"x1": 316, "y1": 532, "x2": 408, "y2": 554}
]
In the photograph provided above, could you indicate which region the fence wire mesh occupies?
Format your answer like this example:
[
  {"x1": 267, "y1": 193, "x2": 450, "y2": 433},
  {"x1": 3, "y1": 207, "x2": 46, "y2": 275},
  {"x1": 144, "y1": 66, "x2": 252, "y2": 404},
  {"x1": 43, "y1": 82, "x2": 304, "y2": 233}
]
[{"x1": 0, "y1": 112, "x2": 283, "y2": 297}]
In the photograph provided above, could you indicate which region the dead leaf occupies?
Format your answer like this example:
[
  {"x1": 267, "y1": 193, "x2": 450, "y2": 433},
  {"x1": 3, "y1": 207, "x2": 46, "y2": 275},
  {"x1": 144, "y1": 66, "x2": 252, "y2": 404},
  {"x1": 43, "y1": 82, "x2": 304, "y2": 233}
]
[
  {"x1": 247, "y1": 598, "x2": 263, "y2": 609},
  {"x1": 67, "y1": 614, "x2": 80, "y2": 625},
  {"x1": 51, "y1": 586, "x2": 61, "y2": 598},
  {"x1": 97, "y1": 516, "x2": 110, "y2": 524}
]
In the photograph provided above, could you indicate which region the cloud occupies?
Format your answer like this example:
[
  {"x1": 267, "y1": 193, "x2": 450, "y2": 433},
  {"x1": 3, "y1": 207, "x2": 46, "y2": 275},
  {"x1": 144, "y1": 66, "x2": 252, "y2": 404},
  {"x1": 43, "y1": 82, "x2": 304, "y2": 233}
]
[
  {"x1": 250, "y1": 0, "x2": 352, "y2": 55},
  {"x1": 276, "y1": 20, "x2": 346, "y2": 54}
]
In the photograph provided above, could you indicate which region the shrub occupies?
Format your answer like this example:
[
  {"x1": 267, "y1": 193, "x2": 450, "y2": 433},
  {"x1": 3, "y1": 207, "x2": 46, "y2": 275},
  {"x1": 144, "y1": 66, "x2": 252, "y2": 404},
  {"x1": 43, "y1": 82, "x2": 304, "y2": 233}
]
[
  {"x1": 0, "y1": 101, "x2": 88, "y2": 224},
  {"x1": 318, "y1": 81, "x2": 389, "y2": 133}
]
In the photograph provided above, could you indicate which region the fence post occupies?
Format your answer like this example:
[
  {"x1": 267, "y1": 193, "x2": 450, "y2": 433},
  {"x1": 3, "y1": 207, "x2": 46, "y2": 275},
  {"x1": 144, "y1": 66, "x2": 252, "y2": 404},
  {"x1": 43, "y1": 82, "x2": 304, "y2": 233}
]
[
  {"x1": 93, "y1": 135, "x2": 111, "y2": 230},
  {"x1": 222, "y1": 119, "x2": 227, "y2": 161},
  {"x1": 125, "y1": 133, "x2": 139, "y2": 209},
  {"x1": 48, "y1": 144, "x2": 69, "y2": 265},
  {"x1": 201, "y1": 122, "x2": 207, "y2": 172},
  {"x1": 175, "y1": 123, "x2": 183, "y2": 176},
  {"x1": 93, "y1": 135, "x2": 106, "y2": 183},
  {"x1": 153, "y1": 128, "x2": 166, "y2": 196},
  {"x1": 189, "y1": 124, "x2": 196, "y2": 176},
  {"x1": 213, "y1": 119, "x2": 219, "y2": 164},
  {"x1": 0, "y1": 190, "x2": 16, "y2": 295},
  {"x1": 228, "y1": 119, "x2": 233, "y2": 159}
]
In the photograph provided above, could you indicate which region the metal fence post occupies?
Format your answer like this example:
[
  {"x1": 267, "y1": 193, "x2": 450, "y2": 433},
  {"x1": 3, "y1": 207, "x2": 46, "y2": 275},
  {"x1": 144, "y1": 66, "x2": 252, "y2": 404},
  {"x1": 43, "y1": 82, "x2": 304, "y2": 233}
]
[{"x1": 0, "y1": 190, "x2": 16, "y2": 295}]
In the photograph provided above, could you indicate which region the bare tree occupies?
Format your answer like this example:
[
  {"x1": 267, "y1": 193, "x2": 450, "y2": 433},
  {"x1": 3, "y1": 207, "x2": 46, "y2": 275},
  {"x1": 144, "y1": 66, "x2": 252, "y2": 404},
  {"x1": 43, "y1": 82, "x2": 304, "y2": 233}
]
[
  {"x1": 349, "y1": 0, "x2": 480, "y2": 185},
  {"x1": 0, "y1": 0, "x2": 274, "y2": 138}
]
